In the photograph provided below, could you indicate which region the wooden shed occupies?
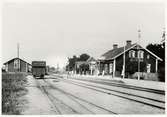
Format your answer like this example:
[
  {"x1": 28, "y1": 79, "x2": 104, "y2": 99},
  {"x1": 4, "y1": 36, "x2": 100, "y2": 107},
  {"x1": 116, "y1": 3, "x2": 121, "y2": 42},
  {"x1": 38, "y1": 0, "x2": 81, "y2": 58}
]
[{"x1": 3, "y1": 57, "x2": 31, "y2": 73}]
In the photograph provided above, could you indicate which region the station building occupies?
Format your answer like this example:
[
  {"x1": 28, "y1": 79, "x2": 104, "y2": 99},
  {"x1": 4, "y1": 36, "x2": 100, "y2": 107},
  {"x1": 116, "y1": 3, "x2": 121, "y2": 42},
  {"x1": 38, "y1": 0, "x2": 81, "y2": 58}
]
[
  {"x1": 3, "y1": 57, "x2": 32, "y2": 73},
  {"x1": 98, "y1": 40, "x2": 163, "y2": 81}
]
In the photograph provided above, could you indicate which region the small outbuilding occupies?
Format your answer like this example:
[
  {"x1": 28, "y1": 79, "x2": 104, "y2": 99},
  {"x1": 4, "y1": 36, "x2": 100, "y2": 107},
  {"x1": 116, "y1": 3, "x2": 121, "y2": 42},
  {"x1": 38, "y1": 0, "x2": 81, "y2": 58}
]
[{"x1": 3, "y1": 57, "x2": 31, "y2": 73}]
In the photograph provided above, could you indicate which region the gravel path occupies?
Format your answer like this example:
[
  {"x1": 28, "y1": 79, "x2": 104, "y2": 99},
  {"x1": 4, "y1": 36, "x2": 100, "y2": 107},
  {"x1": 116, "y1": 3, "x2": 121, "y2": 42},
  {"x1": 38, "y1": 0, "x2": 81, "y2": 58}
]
[{"x1": 21, "y1": 76, "x2": 57, "y2": 115}]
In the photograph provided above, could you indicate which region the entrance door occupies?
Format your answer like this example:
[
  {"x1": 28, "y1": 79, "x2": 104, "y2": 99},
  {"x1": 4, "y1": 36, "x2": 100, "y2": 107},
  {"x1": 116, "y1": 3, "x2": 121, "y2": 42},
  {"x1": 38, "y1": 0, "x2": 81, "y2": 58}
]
[
  {"x1": 104, "y1": 64, "x2": 108, "y2": 74},
  {"x1": 147, "y1": 64, "x2": 151, "y2": 73}
]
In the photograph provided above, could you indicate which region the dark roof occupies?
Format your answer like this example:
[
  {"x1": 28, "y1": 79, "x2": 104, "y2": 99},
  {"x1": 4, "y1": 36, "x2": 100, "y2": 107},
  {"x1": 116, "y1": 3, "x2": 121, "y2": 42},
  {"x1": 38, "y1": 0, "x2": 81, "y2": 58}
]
[
  {"x1": 101, "y1": 43, "x2": 136, "y2": 60},
  {"x1": 4, "y1": 57, "x2": 31, "y2": 65},
  {"x1": 100, "y1": 43, "x2": 162, "y2": 61}
]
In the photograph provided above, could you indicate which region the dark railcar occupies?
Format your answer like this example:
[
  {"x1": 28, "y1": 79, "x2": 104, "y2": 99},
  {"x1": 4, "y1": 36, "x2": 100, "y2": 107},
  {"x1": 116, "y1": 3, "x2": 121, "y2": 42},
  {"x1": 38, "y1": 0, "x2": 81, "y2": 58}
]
[{"x1": 32, "y1": 61, "x2": 46, "y2": 78}]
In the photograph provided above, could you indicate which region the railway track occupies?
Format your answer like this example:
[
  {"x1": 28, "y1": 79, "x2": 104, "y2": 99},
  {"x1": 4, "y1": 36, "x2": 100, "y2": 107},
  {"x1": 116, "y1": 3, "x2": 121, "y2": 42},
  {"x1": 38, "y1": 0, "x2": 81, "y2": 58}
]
[
  {"x1": 35, "y1": 79, "x2": 61, "y2": 114},
  {"x1": 35, "y1": 78, "x2": 117, "y2": 114},
  {"x1": 43, "y1": 79, "x2": 117, "y2": 114},
  {"x1": 51, "y1": 75, "x2": 165, "y2": 110},
  {"x1": 68, "y1": 77, "x2": 165, "y2": 95},
  {"x1": 35, "y1": 79, "x2": 81, "y2": 114}
]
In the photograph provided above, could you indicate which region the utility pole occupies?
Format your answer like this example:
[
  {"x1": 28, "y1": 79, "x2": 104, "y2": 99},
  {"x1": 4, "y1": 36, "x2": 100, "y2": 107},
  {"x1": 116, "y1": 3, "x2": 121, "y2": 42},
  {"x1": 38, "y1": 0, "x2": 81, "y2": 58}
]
[
  {"x1": 17, "y1": 43, "x2": 19, "y2": 59},
  {"x1": 17, "y1": 43, "x2": 20, "y2": 72},
  {"x1": 137, "y1": 29, "x2": 141, "y2": 80},
  {"x1": 122, "y1": 44, "x2": 125, "y2": 79}
]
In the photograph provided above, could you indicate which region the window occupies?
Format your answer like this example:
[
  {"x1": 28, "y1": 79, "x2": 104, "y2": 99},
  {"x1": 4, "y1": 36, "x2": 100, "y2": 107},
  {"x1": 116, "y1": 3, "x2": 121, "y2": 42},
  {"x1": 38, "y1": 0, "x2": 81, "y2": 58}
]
[
  {"x1": 138, "y1": 50, "x2": 144, "y2": 59},
  {"x1": 129, "y1": 50, "x2": 135, "y2": 58},
  {"x1": 5, "y1": 64, "x2": 8, "y2": 71},
  {"x1": 147, "y1": 55, "x2": 150, "y2": 59},
  {"x1": 132, "y1": 51, "x2": 135, "y2": 58},
  {"x1": 14, "y1": 59, "x2": 20, "y2": 69}
]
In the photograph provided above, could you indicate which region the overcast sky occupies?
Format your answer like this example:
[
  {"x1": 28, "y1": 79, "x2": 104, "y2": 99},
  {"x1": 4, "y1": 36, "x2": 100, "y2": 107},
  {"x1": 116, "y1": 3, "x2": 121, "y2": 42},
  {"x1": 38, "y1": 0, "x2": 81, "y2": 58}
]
[{"x1": 2, "y1": 0, "x2": 165, "y2": 68}]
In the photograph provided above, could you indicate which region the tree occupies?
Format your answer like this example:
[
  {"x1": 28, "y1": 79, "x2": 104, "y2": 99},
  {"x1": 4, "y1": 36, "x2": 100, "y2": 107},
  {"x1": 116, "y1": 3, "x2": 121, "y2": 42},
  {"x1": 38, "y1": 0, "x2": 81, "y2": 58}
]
[
  {"x1": 66, "y1": 53, "x2": 90, "y2": 73},
  {"x1": 146, "y1": 43, "x2": 165, "y2": 61},
  {"x1": 79, "y1": 53, "x2": 90, "y2": 61},
  {"x1": 66, "y1": 55, "x2": 79, "y2": 71},
  {"x1": 146, "y1": 42, "x2": 165, "y2": 82}
]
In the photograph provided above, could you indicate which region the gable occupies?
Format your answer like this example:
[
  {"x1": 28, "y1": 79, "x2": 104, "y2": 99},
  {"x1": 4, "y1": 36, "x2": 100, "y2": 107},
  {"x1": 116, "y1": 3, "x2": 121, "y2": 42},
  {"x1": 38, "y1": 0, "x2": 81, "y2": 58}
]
[{"x1": 4, "y1": 58, "x2": 31, "y2": 65}]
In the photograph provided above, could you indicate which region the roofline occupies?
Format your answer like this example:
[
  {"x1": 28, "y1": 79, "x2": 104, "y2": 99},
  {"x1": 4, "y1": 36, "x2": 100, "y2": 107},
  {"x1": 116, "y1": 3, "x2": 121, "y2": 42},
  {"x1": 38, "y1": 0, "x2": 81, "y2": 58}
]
[
  {"x1": 102, "y1": 43, "x2": 163, "y2": 61},
  {"x1": 105, "y1": 44, "x2": 137, "y2": 60},
  {"x1": 144, "y1": 47, "x2": 163, "y2": 61},
  {"x1": 3, "y1": 57, "x2": 31, "y2": 65}
]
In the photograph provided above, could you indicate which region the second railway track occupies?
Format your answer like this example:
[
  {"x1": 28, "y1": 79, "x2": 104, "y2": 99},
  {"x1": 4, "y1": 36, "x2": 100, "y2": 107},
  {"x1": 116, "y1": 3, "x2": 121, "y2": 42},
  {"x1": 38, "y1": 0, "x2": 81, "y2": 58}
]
[{"x1": 51, "y1": 75, "x2": 165, "y2": 110}]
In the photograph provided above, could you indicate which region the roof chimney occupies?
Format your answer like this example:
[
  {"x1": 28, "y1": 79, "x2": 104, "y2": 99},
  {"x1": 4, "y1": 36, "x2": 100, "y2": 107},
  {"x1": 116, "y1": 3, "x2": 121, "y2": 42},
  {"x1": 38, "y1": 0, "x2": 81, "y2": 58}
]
[
  {"x1": 126, "y1": 40, "x2": 132, "y2": 46},
  {"x1": 113, "y1": 44, "x2": 118, "y2": 49}
]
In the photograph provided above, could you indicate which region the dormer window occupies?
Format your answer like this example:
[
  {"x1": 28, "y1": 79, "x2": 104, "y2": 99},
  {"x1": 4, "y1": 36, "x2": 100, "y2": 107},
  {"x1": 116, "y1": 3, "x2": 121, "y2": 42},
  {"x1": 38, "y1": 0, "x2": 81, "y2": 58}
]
[{"x1": 129, "y1": 50, "x2": 135, "y2": 58}]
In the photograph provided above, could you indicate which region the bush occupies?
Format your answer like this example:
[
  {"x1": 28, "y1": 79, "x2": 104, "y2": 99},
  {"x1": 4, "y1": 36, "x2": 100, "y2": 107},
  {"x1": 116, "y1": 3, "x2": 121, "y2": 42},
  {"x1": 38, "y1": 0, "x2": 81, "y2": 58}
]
[{"x1": 2, "y1": 73, "x2": 28, "y2": 114}]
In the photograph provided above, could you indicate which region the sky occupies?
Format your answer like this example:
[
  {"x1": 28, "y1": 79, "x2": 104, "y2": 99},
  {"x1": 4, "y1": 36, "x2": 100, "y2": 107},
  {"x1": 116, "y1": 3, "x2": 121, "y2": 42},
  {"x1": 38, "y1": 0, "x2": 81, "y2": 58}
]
[{"x1": 2, "y1": 0, "x2": 165, "y2": 68}]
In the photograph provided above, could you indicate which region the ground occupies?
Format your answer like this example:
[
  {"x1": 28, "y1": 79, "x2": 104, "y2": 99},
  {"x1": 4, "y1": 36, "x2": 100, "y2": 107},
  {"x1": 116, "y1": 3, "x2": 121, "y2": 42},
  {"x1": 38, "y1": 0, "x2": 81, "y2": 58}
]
[{"x1": 21, "y1": 74, "x2": 165, "y2": 114}]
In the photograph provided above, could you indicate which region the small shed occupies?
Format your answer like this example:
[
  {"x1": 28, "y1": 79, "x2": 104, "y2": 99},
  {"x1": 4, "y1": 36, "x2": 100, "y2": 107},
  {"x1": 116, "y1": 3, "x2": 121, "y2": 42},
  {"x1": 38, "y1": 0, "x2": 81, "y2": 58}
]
[{"x1": 3, "y1": 57, "x2": 31, "y2": 73}]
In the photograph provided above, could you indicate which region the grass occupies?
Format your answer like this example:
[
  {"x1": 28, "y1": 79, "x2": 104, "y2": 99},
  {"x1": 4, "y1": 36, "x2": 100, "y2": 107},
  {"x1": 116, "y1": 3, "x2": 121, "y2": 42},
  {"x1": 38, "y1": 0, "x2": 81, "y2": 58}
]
[{"x1": 2, "y1": 72, "x2": 28, "y2": 115}]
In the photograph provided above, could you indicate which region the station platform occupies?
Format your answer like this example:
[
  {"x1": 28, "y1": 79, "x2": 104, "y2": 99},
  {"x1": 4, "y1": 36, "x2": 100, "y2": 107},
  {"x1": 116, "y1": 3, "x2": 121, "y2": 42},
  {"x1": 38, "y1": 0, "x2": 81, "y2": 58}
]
[{"x1": 61, "y1": 74, "x2": 165, "y2": 91}]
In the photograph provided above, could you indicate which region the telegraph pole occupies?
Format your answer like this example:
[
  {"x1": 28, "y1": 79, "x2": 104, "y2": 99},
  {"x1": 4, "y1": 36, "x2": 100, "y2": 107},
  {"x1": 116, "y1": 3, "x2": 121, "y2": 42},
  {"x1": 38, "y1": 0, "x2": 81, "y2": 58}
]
[
  {"x1": 137, "y1": 29, "x2": 141, "y2": 80},
  {"x1": 122, "y1": 44, "x2": 125, "y2": 79},
  {"x1": 17, "y1": 43, "x2": 19, "y2": 59},
  {"x1": 17, "y1": 43, "x2": 20, "y2": 72}
]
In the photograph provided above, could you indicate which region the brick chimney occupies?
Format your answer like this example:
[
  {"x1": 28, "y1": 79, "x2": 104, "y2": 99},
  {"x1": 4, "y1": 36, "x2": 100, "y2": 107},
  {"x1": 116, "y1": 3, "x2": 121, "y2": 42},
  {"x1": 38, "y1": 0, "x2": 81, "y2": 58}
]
[
  {"x1": 126, "y1": 40, "x2": 132, "y2": 47},
  {"x1": 113, "y1": 44, "x2": 118, "y2": 49}
]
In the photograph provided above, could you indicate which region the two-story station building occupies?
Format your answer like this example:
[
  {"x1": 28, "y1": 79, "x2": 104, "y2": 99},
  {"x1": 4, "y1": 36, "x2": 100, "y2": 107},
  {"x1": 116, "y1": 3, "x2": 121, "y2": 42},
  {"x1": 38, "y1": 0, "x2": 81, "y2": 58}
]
[{"x1": 98, "y1": 40, "x2": 162, "y2": 81}]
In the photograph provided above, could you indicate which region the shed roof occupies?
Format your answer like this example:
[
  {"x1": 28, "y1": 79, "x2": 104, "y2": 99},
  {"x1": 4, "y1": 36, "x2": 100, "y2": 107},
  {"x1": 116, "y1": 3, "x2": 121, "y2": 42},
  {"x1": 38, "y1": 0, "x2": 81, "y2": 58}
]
[{"x1": 4, "y1": 57, "x2": 31, "y2": 65}]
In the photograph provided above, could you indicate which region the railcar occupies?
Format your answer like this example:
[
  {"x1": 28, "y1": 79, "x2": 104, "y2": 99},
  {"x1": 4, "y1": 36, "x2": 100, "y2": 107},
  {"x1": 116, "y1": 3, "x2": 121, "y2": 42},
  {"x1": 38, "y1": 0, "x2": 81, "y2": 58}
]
[{"x1": 32, "y1": 61, "x2": 46, "y2": 78}]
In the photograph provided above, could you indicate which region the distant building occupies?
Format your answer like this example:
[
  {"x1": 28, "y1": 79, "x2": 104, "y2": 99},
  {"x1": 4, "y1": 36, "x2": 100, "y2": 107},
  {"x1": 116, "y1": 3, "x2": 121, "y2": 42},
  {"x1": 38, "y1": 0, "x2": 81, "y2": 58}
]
[
  {"x1": 3, "y1": 57, "x2": 31, "y2": 73},
  {"x1": 75, "y1": 61, "x2": 88, "y2": 75},
  {"x1": 87, "y1": 57, "x2": 98, "y2": 75},
  {"x1": 74, "y1": 57, "x2": 99, "y2": 75},
  {"x1": 98, "y1": 40, "x2": 163, "y2": 81}
]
